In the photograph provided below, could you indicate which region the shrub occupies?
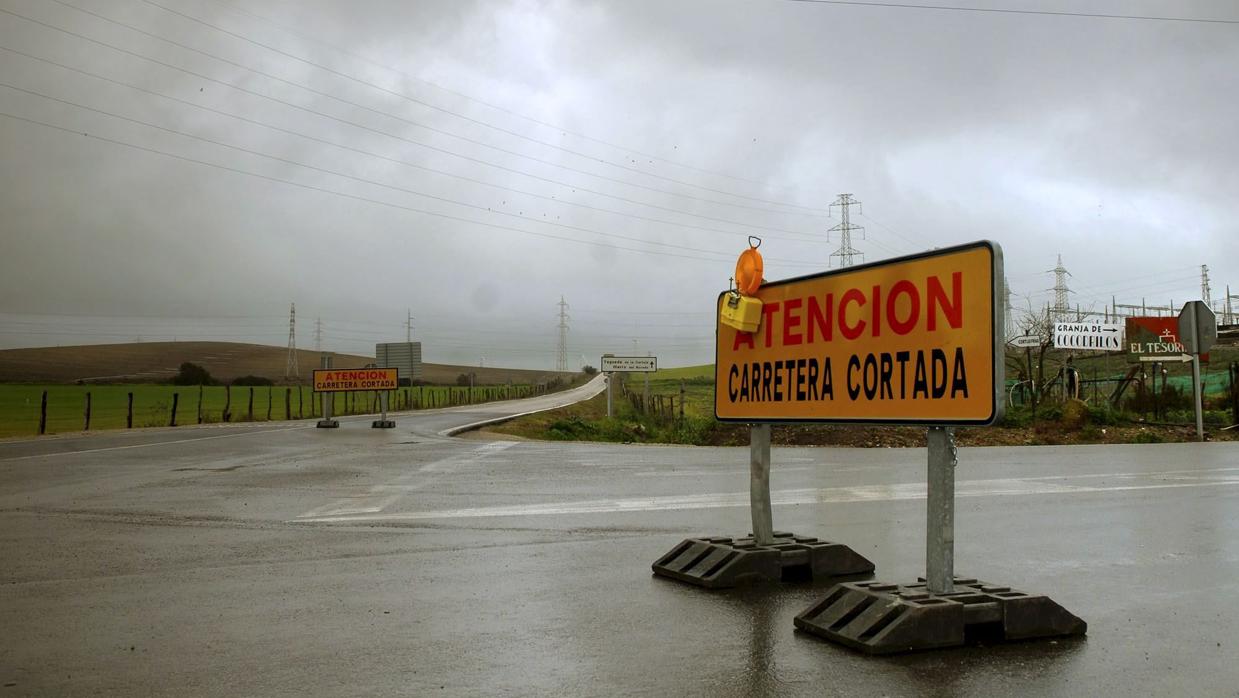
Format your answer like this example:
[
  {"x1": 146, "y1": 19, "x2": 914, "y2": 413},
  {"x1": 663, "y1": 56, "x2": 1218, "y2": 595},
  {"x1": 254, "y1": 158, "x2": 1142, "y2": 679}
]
[
  {"x1": 172, "y1": 362, "x2": 215, "y2": 386},
  {"x1": 1133, "y1": 431, "x2": 1164, "y2": 444},
  {"x1": 582, "y1": 365, "x2": 598, "y2": 375},
  {"x1": 1086, "y1": 404, "x2": 1123, "y2": 426},
  {"x1": 231, "y1": 375, "x2": 273, "y2": 386}
]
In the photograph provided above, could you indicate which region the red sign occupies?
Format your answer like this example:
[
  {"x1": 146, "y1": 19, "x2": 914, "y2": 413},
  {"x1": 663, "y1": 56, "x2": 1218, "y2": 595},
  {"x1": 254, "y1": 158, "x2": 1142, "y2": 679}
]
[{"x1": 1125, "y1": 317, "x2": 1208, "y2": 362}]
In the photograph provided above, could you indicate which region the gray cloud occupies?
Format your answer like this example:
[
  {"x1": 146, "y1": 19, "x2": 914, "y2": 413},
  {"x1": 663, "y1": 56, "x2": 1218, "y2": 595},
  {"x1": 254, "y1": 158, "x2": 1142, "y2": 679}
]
[{"x1": 1, "y1": 0, "x2": 1236, "y2": 368}]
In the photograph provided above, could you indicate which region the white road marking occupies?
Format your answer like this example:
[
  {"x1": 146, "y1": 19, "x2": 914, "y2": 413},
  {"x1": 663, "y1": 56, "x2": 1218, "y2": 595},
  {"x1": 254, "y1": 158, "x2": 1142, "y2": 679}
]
[
  {"x1": 295, "y1": 472, "x2": 1239, "y2": 523},
  {"x1": 0, "y1": 425, "x2": 311, "y2": 462},
  {"x1": 633, "y1": 466, "x2": 813, "y2": 478},
  {"x1": 296, "y1": 441, "x2": 519, "y2": 518}
]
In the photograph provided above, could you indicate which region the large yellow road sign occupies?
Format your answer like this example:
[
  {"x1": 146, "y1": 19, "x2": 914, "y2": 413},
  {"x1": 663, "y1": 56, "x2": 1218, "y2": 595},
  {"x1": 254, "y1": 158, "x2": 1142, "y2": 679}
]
[
  {"x1": 715, "y1": 241, "x2": 1004, "y2": 425},
  {"x1": 313, "y1": 368, "x2": 399, "y2": 392}
]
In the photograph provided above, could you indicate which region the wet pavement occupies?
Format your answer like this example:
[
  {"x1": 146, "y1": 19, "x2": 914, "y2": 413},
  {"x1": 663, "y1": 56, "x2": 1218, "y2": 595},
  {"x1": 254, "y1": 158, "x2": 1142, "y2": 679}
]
[{"x1": 2, "y1": 379, "x2": 1237, "y2": 695}]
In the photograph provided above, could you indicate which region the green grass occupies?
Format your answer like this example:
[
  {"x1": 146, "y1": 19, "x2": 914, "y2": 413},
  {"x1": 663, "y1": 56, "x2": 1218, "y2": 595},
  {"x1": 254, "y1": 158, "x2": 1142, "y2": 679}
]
[
  {"x1": 0, "y1": 383, "x2": 556, "y2": 438},
  {"x1": 651, "y1": 364, "x2": 714, "y2": 381}
]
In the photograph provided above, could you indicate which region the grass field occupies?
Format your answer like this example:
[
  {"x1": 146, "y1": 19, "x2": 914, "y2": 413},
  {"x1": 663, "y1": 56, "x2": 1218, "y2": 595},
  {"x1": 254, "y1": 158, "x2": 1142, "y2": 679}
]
[
  {"x1": 491, "y1": 351, "x2": 1239, "y2": 447},
  {"x1": 0, "y1": 382, "x2": 565, "y2": 439}
]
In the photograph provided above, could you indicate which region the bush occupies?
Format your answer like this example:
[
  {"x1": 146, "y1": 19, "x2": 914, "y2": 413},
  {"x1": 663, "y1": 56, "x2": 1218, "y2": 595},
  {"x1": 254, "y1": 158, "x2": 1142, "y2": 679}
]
[
  {"x1": 1133, "y1": 431, "x2": 1164, "y2": 444},
  {"x1": 172, "y1": 362, "x2": 215, "y2": 386},
  {"x1": 582, "y1": 365, "x2": 598, "y2": 375},
  {"x1": 1037, "y1": 403, "x2": 1064, "y2": 422},
  {"x1": 231, "y1": 375, "x2": 273, "y2": 386},
  {"x1": 1086, "y1": 404, "x2": 1123, "y2": 426}
]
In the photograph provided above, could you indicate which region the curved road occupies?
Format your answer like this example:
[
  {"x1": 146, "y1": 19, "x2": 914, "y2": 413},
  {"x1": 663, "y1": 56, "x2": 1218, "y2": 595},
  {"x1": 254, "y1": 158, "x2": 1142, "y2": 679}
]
[{"x1": 2, "y1": 375, "x2": 1238, "y2": 696}]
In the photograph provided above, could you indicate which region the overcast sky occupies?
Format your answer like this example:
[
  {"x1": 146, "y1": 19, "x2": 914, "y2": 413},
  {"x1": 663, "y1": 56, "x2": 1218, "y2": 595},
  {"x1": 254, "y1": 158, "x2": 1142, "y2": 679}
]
[{"x1": 1, "y1": 0, "x2": 1236, "y2": 369}]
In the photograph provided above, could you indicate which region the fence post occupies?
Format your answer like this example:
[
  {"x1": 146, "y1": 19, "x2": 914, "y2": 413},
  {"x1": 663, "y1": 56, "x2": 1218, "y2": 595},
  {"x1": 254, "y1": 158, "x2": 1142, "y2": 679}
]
[
  {"x1": 680, "y1": 380, "x2": 686, "y2": 422},
  {"x1": 298, "y1": 386, "x2": 303, "y2": 419},
  {"x1": 197, "y1": 385, "x2": 203, "y2": 424},
  {"x1": 39, "y1": 390, "x2": 47, "y2": 435},
  {"x1": 267, "y1": 387, "x2": 272, "y2": 420},
  {"x1": 285, "y1": 388, "x2": 292, "y2": 420},
  {"x1": 169, "y1": 393, "x2": 179, "y2": 427},
  {"x1": 224, "y1": 385, "x2": 231, "y2": 422},
  {"x1": 127, "y1": 392, "x2": 134, "y2": 429},
  {"x1": 84, "y1": 392, "x2": 91, "y2": 431},
  {"x1": 247, "y1": 387, "x2": 254, "y2": 421}
]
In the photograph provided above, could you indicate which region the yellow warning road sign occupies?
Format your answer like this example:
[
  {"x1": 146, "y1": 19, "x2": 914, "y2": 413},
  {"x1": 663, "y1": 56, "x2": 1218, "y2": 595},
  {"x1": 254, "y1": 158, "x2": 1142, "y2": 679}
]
[
  {"x1": 313, "y1": 368, "x2": 399, "y2": 392},
  {"x1": 715, "y1": 241, "x2": 1004, "y2": 425}
]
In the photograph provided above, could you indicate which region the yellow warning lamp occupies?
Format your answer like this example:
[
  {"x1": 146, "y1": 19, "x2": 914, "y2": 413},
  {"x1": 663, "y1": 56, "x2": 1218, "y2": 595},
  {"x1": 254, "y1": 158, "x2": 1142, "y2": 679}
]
[{"x1": 720, "y1": 237, "x2": 764, "y2": 333}]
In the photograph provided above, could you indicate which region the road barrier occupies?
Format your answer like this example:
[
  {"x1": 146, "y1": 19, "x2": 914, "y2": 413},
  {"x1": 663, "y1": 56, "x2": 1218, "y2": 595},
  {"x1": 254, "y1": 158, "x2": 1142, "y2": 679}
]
[{"x1": 655, "y1": 241, "x2": 1086, "y2": 653}]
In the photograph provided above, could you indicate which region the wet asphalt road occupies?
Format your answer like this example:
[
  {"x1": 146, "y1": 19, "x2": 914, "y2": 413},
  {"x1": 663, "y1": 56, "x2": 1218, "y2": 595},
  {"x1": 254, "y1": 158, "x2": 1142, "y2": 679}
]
[{"x1": 2, "y1": 376, "x2": 1238, "y2": 696}]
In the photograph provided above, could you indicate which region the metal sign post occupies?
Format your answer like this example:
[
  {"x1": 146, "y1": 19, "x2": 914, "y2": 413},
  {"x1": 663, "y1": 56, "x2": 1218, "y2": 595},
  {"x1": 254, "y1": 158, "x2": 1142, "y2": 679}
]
[
  {"x1": 925, "y1": 427, "x2": 956, "y2": 595},
  {"x1": 749, "y1": 424, "x2": 774, "y2": 546},
  {"x1": 606, "y1": 373, "x2": 613, "y2": 418},
  {"x1": 1178, "y1": 301, "x2": 1217, "y2": 442},
  {"x1": 790, "y1": 241, "x2": 1086, "y2": 654},
  {"x1": 1191, "y1": 354, "x2": 1204, "y2": 441},
  {"x1": 372, "y1": 390, "x2": 395, "y2": 429},
  {"x1": 316, "y1": 354, "x2": 338, "y2": 429}
]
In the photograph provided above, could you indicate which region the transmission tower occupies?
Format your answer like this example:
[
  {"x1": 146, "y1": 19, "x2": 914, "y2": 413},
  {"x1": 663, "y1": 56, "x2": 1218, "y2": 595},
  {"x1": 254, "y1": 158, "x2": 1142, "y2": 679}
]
[
  {"x1": 827, "y1": 193, "x2": 865, "y2": 268},
  {"x1": 1047, "y1": 255, "x2": 1072, "y2": 322},
  {"x1": 404, "y1": 309, "x2": 414, "y2": 342},
  {"x1": 314, "y1": 317, "x2": 323, "y2": 352},
  {"x1": 555, "y1": 297, "x2": 570, "y2": 372},
  {"x1": 284, "y1": 302, "x2": 299, "y2": 379},
  {"x1": 1201, "y1": 265, "x2": 1211, "y2": 306}
]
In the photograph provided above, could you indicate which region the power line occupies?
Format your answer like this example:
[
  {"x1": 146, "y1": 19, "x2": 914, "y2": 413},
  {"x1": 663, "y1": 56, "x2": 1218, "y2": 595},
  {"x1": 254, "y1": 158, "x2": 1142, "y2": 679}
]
[
  {"x1": 138, "y1": 0, "x2": 829, "y2": 215},
  {"x1": 32, "y1": 2, "x2": 827, "y2": 221},
  {"x1": 203, "y1": 0, "x2": 808, "y2": 194},
  {"x1": 0, "y1": 106, "x2": 755, "y2": 266},
  {"x1": 0, "y1": 82, "x2": 777, "y2": 266},
  {"x1": 0, "y1": 11, "x2": 825, "y2": 242},
  {"x1": 0, "y1": 43, "x2": 820, "y2": 247},
  {"x1": 781, "y1": 0, "x2": 1239, "y2": 25}
]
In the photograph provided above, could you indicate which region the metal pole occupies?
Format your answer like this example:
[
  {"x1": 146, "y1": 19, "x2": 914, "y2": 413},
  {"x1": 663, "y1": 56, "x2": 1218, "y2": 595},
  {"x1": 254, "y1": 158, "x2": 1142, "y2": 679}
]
[
  {"x1": 1192, "y1": 355, "x2": 1204, "y2": 442},
  {"x1": 750, "y1": 423, "x2": 774, "y2": 546},
  {"x1": 606, "y1": 373, "x2": 613, "y2": 417},
  {"x1": 1188, "y1": 308, "x2": 1204, "y2": 441},
  {"x1": 322, "y1": 392, "x2": 331, "y2": 421},
  {"x1": 926, "y1": 426, "x2": 957, "y2": 595},
  {"x1": 380, "y1": 391, "x2": 388, "y2": 424}
]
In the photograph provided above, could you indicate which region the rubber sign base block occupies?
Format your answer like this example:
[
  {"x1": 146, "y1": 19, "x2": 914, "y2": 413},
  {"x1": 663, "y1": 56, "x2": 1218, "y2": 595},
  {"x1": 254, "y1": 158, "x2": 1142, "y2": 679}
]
[
  {"x1": 316, "y1": 419, "x2": 339, "y2": 429},
  {"x1": 651, "y1": 531, "x2": 875, "y2": 589},
  {"x1": 371, "y1": 420, "x2": 396, "y2": 429},
  {"x1": 794, "y1": 577, "x2": 1086, "y2": 655}
]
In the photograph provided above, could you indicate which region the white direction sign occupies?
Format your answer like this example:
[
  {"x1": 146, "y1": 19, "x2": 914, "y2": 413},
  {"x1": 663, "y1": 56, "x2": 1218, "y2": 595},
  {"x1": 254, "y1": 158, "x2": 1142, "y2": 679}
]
[
  {"x1": 1008, "y1": 335, "x2": 1041, "y2": 348},
  {"x1": 1138, "y1": 354, "x2": 1192, "y2": 363},
  {"x1": 1053, "y1": 322, "x2": 1124, "y2": 351},
  {"x1": 600, "y1": 355, "x2": 658, "y2": 373}
]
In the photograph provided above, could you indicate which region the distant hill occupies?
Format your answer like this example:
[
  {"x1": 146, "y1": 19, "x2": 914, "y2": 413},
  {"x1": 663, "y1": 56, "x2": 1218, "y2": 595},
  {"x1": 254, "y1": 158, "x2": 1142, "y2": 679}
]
[{"x1": 0, "y1": 341, "x2": 576, "y2": 386}]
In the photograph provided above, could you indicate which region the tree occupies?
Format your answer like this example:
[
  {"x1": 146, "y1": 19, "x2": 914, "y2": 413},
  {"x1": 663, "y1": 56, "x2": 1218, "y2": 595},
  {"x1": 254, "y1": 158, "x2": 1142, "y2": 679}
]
[
  {"x1": 173, "y1": 362, "x2": 215, "y2": 386},
  {"x1": 582, "y1": 365, "x2": 598, "y2": 375}
]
